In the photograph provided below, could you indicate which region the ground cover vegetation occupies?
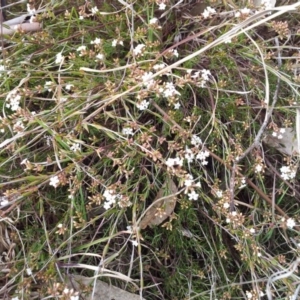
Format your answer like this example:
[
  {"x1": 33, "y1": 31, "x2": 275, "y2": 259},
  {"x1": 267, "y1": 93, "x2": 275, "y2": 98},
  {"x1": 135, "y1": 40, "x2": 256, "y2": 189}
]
[{"x1": 1, "y1": 0, "x2": 300, "y2": 299}]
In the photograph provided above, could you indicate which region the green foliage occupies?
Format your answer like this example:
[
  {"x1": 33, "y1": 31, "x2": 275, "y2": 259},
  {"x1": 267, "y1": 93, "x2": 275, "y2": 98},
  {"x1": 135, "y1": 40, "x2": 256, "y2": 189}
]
[{"x1": 1, "y1": 0, "x2": 300, "y2": 299}]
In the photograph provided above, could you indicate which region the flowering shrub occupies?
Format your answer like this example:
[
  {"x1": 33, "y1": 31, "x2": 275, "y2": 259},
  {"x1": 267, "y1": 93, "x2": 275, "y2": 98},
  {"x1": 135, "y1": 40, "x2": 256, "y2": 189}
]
[{"x1": 0, "y1": 0, "x2": 300, "y2": 299}]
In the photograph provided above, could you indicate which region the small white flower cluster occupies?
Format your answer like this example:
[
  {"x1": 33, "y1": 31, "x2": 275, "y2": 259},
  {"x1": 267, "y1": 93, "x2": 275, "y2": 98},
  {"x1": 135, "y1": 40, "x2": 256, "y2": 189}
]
[
  {"x1": 76, "y1": 45, "x2": 87, "y2": 57},
  {"x1": 166, "y1": 156, "x2": 184, "y2": 168},
  {"x1": 149, "y1": 17, "x2": 158, "y2": 25},
  {"x1": 91, "y1": 37, "x2": 101, "y2": 45},
  {"x1": 160, "y1": 82, "x2": 181, "y2": 98},
  {"x1": 27, "y1": 3, "x2": 36, "y2": 15},
  {"x1": 136, "y1": 100, "x2": 150, "y2": 111},
  {"x1": 156, "y1": 1, "x2": 166, "y2": 10},
  {"x1": 166, "y1": 48, "x2": 179, "y2": 58},
  {"x1": 191, "y1": 135, "x2": 202, "y2": 147},
  {"x1": 235, "y1": 7, "x2": 251, "y2": 18},
  {"x1": 255, "y1": 163, "x2": 264, "y2": 173},
  {"x1": 91, "y1": 6, "x2": 98, "y2": 15},
  {"x1": 13, "y1": 120, "x2": 25, "y2": 132},
  {"x1": 166, "y1": 134, "x2": 209, "y2": 172},
  {"x1": 70, "y1": 143, "x2": 81, "y2": 152},
  {"x1": 184, "y1": 174, "x2": 201, "y2": 200},
  {"x1": 133, "y1": 44, "x2": 145, "y2": 56},
  {"x1": 215, "y1": 190, "x2": 223, "y2": 198},
  {"x1": 0, "y1": 64, "x2": 6, "y2": 77},
  {"x1": 184, "y1": 148, "x2": 209, "y2": 165},
  {"x1": 45, "y1": 81, "x2": 54, "y2": 92},
  {"x1": 122, "y1": 127, "x2": 134, "y2": 136},
  {"x1": 153, "y1": 63, "x2": 166, "y2": 71},
  {"x1": 196, "y1": 149, "x2": 210, "y2": 165},
  {"x1": 189, "y1": 69, "x2": 211, "y2": 87},
  {"x1": 6, "y1": 89, "x2": 21, "y2": 111},
  {"x1": 202, "y1": 6, "x2": 216, "y2": 19},
  {"x1": 103, "y1": 189, "x2": 123, "y2": 210},
  {"x1": 112, "y1": 39, "x2": 124, "y2": 47},
  {"x1": 282, "y1": 217, "x2": 296, "y2": 229},
  {"x1": 272, "y1": 128, "x2": 285, "y2": 140},
  {"x1": 141, "y1": 71, "x2": 156, "y2": 90},
  {"x1": 55, "y1": 52, "x2": 64, "y2": 64},
  {"x1": 0, "y1": 195, "x2": 9, "y2": 206},
  {"x1": 239, "y1": 177, "x2": 246, "y2": 189},
  {"x1": 65, "y1": 84, "x2": 73, "y2": 91},
  {"x1": 260, "y1": 0, "x2": 276, "y2": 9},
  {"x1": 280, "y1": 165, "x2": 296, "y2": 181},
  {"x1": 50, "y1": 175, "x2": 60, "y2": 188},
  {"x1": 246, "y1": 290, "x2": 264, "y2": 299}
]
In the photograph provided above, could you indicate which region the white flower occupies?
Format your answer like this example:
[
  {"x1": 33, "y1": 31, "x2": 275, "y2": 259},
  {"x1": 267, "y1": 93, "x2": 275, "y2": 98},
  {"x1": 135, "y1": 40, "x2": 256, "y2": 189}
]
[
  {"x1": 240, "y1": 7, "x2": 251, "y2": 15},
  {"x1": 103, "y1": 189, "x2": 123, "y2": 210},
  {"x1": 246, "y1": 291, "x2": 253, "y2": 299},
  {"x1": 174, "y1": 102, "x2": 181, "y2": 110},
  {"x1": 76, "y1": 45, "x2": 86, "y2": 52},
  {"x1": 153, "y1": 63, "x2": 166, "y2": 70},
  {"x1": 122, "y1": 127, "x2": 134, "y2": 135},
  {"x1": 27, "y1": 3, "x2": 36, "y2": 14},
  {"x1": 184, "y1": 148, "x2": 194, "y2": 163},
  {"x1": 55, "y1": 52, "x2": 64, "y2": 64},
  {"x1": 91, "y1": 6, "x2": 99, "y2": 15},
  {"x1": 112, "y1": 39, "x2": 118, "y2": 47},
  {"x1": 216, "y1": 190, "x2": 223, "y2": 198},
  {"x1": 279, "y1": 128, "x2": 286, "y2": 133},
  {"x1": 0, "y1": 64, "x2": 6, "y2": 76},
  {"x1": 191, "y1": 71, "x2": 200, "y2": 79},
  {"x1": 96, "y1": 53, "x2": 104, "y2": 60},
  {"x1": 202, "y1": 6, "x2": 216, "y2": 19},
  {"x1": 26, "y1": 268, "x2": 32, "y2": 276},
  {"x1": 170, "y1": 49, "x2": 179, "y2": 57},
  {"x1": 201, "y1": 69, "x2": 211, "y2": 81},
  {"x1": 13, "y1": 120, "x2": 25, "y2": 132},
  {"x1": 235, "y1": 11, "x2": 241, "y2": 18},
  {"x1": 223, "y1": 202, "x2": 230, "y2": 209},
  {"x1": 184, "y1": 175, "x2": 194, "y2": 187},
  {"x1": 65, "y1": 84, "x2": 73, "y2": 90},
  {"x1": 70, "y1": 143, "x2": 81, "y2": 152},
  {"x1": 149, "y1": 17, "x2": 158, "y2": 25},
  {"x1": 49, "y1": 176, "x2": 60, "y2": 188},
  {"x1": 142, "y1": 72, "x2": 155, "y2": 89},
  {"x1": 0, "y1": 198, "x2": 9, "y2": 206},
  {"x1": 91, "y1": 37, "x2": 101, "y2": 45},
  {"x1": 70, "y1": 296, "x2": 79, "y2": 300},
  {"x1": 44, "y1": 81, "x2": 53, "y2": 92},
  {"x1": 133, "y1": 44, "x2": 145, "y2": 56},
  {"x1": 11, "y1": 297, "x2": 19, "y2": 300},
  {"x1": 286, "y1": 218, "x2": 296, "y2": 229},
  {"x1": 188, "y1": 190, "x2": 199, "y2": 201},
  {"x1": 76, "y1": 45, "x2": 86, "y2": 56},
  {"x1": 136, "y1": 100, "x2": 150, "y2": 111},
  {"x1": 158, "y1": 3, "x2": 166, "y2": 10},
  {"x1": 131, "y1": 240, "x2": 138, "y2": 247},
  {"x1": 6, "y1": 90, "x2": 21, "y2": 111},
  {"x1": 196, "y1": 150, "x2": 210, "y2": 161},
  {"x1": 249, "y1": 228, "x2": 255, "y2": 234},
  {"x1": 280, "y1": 165, "x2": 296, "y2": 181},
  {"x1": 165, "y1": 157, "x2": 183, "y2": 167},
  {"x1": 261, "y1": 0, "x2": 276, "y2": 9},
  {"x1": 255, "y1": 164, "x2": 263, "y2": 173},
  {"x1": 191, "y1": 135, "x2": 202, "y2": 147},
  {"x1": 162, "y1": 82, "x2": 180, "y2": 98}
]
